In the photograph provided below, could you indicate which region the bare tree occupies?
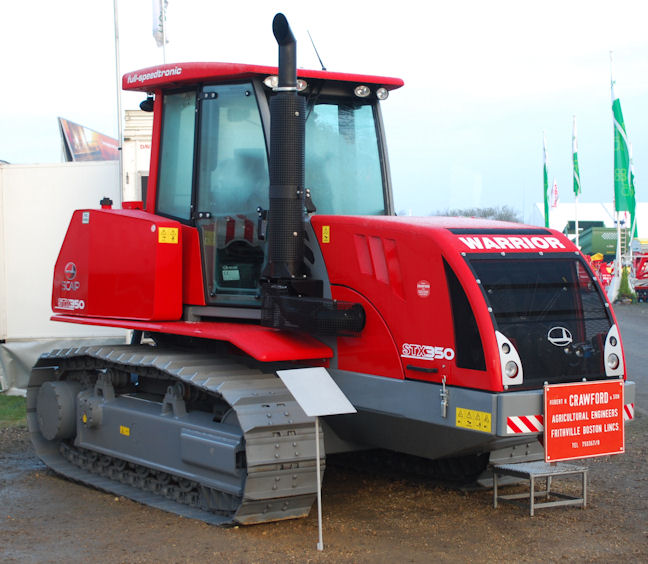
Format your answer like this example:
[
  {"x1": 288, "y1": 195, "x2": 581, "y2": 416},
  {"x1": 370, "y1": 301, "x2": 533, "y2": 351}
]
[{"x1": 434, "y1": 205, "x2": 522, "y2": 223}]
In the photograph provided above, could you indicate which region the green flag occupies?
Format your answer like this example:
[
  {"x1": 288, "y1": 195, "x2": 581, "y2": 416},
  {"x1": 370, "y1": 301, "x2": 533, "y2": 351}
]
[
  {"x1": 629, "y1": 143, "x2": 638, "y2": 237},
  {"x1": 611, "y1": 68, "x2": 636, "y2": 233},
  {"x1": 572, "y1": 116, "x2": 581, "y2": 196},
  {"x1": 543, "y1": 132, "x2": 549, "y2": 227}
]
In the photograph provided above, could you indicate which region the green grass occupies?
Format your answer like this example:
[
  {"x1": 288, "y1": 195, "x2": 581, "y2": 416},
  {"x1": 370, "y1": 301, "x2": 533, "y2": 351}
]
[{"x1": 0, "y1": 395, "x2": 27, "y2": 427}]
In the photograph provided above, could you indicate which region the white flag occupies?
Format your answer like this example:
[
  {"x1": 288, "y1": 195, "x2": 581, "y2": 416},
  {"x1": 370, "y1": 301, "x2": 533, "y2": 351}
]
[{"x1": 152, "y1": 0, "x2": 168, "y2": 47}]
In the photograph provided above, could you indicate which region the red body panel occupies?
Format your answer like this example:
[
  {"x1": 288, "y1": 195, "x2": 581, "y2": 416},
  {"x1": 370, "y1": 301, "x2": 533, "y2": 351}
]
[
  {"x1": 181, "y1": 224, "x2": 206, "y2": 306},
  {"x1": 332, "y1": 286, "x2": 403, "y2": 379},
  {"x1": 311, "y1": 215, "x2": 591, "y2": 392},
  {"x1": 52, "y1": 209, "x2": 184, "y2": 320},
  {"x1": 123, "y1": 62, "x2": 404, "y2": 93},
  {"x1": 51, "y1": 315, "x2": 333, "y2": 362}
]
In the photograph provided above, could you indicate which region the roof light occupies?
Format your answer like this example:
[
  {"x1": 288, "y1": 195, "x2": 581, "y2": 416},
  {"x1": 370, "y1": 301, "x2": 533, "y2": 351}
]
[
  {"x1": 264, "y1": 75, "x2": 307, "y2": 92},
  {"x1": 354, "y1": 85, "x2": 370, "y2": 98},
  {"x1": 376, "y1": 87, "x2": 389, "y2": 100}
]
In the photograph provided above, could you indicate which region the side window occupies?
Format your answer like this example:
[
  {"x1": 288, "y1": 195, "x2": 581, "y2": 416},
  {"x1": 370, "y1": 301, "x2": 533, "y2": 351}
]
[
  {"x1": 444, "y1": 260, "x2": 486, "y2": 371},
  {"x1": 157, "y1": 91, "x2": 196, "y2": 220},
  {"x1": 196, "y1": 84, "x2": 269, "y2": 299},
  {"x1": 197, "y1": 84, "x2": 268, "y2": 215}
]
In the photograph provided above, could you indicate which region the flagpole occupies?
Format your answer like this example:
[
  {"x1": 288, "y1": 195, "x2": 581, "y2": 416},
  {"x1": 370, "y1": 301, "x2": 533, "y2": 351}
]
[
  {"x1": 113, "y1": 0, "x2": 123, "y2": 198},
  {"x1": 543, "y1": 132, "x2": 549, "y2": 228},
  {"x1": 610, "y1": 51, "x2": 624, "y2": 300},
  {"x1": 616, "y1": 212, "x2": 622, "y2": 284},
  {"x1": 161, "y1": 0, "x2": 167, "y2": 64},
  {"x1": 575, "y1": 194, "x2": 579, "y2": 247},
  {"x1": 572, "y1": 115, "x2": 580, "y2": 248}
]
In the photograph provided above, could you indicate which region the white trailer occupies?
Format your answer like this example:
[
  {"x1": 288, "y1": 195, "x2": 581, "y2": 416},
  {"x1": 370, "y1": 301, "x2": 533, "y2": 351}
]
[{"x1": 0, "y1": 161, "x2": 126, "y2": 391}]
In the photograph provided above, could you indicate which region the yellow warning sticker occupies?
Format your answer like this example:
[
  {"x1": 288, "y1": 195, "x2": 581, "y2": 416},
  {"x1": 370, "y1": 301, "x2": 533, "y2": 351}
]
[
  {"x1": 322, "y1": 225, "x2": 330, "y2": 243},
  {"x1": 456, "y1": 408, "x2": 492, "y2": 433},
  {"x1": 158, "y1": 227, "x2": 179, "y2": 244},
  {"x1": 119, "y1": 425, "x2": 130, "y2": 437}
]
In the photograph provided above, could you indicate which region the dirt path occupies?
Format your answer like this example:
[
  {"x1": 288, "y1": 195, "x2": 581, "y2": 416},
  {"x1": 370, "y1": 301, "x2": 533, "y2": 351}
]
[
  {"x1": 1, "y1": 412, "x2": 647, "y2": 563},
  {"x1": 2, "y1": 307, "x2": 646, "y2": 563}
]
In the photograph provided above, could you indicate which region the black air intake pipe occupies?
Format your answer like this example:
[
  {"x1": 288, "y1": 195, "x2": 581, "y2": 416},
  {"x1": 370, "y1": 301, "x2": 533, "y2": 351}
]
[{"x1": 262, "y1": 13, "x2": 306, "y2": 281}]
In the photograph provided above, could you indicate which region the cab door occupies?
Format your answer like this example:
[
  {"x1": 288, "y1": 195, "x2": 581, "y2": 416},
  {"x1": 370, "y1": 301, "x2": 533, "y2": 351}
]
[{"x1": 194, "y1": 83, "x2": 269, "y2": 304}]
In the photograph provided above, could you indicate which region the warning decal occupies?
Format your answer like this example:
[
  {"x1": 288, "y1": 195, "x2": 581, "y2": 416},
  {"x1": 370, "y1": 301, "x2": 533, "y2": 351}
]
[
  {"x1": 158, "y1": 227, "x2": 179, "y2": 244},
  {"x1": 544, "y1": 380, "x2": 624, "y2": 462},
  {"x1": 456, "y1": 407, "x2": 492, "y2": 433},
  {"x1": 322, "y1": 225, "x2": 330, "y2": 243}
]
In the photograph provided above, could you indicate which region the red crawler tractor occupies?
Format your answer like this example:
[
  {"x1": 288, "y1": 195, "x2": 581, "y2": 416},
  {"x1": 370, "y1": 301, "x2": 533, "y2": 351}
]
[{"x1": 28, "y1": 14, "x2": 634, "y2": 524}]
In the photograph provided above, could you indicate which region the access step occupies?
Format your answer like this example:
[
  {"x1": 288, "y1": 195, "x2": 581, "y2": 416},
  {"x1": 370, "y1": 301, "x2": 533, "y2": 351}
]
[{"x1": 492, "y1": 461, "x2": 588, "y2": 516}]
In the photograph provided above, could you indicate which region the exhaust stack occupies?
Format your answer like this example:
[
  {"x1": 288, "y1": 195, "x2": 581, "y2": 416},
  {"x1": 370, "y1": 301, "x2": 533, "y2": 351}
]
[
  {"x1": 260, "y1": 14, "x2": 366, "y2": 336},
  {"x1": 262, "y1": 13, "x2": 306, "y2": 281}
]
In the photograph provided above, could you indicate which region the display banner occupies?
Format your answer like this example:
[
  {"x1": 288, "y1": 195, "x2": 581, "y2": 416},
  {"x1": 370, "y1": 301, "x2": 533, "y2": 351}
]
[{"x1": 58, "y1": 118, "x2": 118, "y2": 162}]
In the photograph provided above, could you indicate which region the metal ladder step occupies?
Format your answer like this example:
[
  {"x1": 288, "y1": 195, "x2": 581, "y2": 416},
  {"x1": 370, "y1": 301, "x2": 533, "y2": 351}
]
[{"x1": 492, "y1": 461, "x2": 588, "y2": 516}]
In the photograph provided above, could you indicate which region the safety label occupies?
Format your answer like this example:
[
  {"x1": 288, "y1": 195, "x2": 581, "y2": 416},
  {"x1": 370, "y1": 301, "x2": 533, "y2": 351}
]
[
  {"x1": 158, "y1": 227, "x2": 179, "y2": 244},
  {"x1": 456, "y1": 407, "x2": 492, "y2": 433}
]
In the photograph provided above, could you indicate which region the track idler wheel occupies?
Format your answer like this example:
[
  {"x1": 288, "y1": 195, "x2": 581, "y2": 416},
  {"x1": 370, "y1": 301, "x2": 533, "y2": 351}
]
[{"x1": 36, "y1": 381, "x2": 82, "y2": 441}]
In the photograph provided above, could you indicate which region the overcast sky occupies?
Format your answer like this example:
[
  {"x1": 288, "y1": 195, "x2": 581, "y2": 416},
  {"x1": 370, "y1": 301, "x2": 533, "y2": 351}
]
[{"x1": 2, "y1": 0, "x2": 647, "y2": 221}]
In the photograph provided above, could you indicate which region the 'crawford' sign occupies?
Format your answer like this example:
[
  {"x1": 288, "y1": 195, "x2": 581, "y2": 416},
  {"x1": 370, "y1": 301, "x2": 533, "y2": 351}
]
[{"x1": 544, "y1": 380, "x2": 624, "y2": 462}]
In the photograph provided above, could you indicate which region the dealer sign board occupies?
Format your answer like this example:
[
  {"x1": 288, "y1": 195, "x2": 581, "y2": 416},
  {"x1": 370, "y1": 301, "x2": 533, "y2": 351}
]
[{"x1": 544, "y1": 380, "x2": 624, "y2": 462}]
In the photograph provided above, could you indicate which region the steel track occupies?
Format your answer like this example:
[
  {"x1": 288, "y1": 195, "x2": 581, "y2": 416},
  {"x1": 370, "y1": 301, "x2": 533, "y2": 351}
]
[{"x1": 27, "y1": 345, "x2": 323, "y2": 525}]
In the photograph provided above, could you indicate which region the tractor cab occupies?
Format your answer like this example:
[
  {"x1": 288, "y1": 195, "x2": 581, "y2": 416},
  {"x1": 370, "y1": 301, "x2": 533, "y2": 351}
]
[{"x1": 126, "y1": 64, "x2": 403, "y2": 306}]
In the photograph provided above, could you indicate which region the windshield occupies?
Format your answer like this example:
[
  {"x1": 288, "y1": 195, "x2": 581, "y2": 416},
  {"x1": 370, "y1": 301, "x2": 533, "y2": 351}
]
[{"x1": 470, "y1": 257, "x2": 612, "y2": 387}]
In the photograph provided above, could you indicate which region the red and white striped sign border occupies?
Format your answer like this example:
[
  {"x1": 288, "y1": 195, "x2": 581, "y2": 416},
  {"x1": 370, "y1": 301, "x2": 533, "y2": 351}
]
[
  {"x1": 506, "y1": 415, "x2": 544, "y2": 434},
  {"x1": 507, "y1": 403, "x2": 634, "y2": 434}
]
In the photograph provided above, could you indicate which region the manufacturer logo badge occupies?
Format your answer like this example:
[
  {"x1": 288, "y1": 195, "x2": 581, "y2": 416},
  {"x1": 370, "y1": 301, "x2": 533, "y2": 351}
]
[
  {"x1": 64, "y1": 262, "x2": 77, "y2": 280},
  {"x1": 547, "y1": 326, "x2": 573, "y2": 347},
  {"x1": 416, "y1": 280, "x2": 431, "y2": 298}
]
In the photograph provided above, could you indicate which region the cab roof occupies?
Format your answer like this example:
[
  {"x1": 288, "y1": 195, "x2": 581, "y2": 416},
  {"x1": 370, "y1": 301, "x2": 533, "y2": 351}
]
[{"x1": 123, "y1": 62, "x2": 405, "y2": 92}]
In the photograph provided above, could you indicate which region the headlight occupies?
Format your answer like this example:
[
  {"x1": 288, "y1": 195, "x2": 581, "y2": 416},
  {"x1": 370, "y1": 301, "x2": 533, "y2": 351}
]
[
  {"x1": 504, "y1": 361, "x2": 519, "y2": 378},
  {"x1": 607, "y1": 354, "x2": 620, "y2": 370},
  {"x1": 496, "y1": 331, "x2": 523, "y2": 386},
  {"x1": 354, "y1": 85, "x2": 370, "y2": 98}
]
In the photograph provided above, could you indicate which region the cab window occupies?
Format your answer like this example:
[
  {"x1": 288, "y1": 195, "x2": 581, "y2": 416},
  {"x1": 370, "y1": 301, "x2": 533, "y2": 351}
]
[
  {"x1": 305, "y1": 101, "x2": 385, "y2": 215},
  {"x1": 157, "y1": 91, "x2": 196, "y2": 220}
]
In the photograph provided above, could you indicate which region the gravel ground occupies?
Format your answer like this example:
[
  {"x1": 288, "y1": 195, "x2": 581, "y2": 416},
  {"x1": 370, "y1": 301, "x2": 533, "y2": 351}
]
[
  {"x1": 1, "y1": 306, "x2": 646, "y2": 563},
  {"x1": 1, "y1": 415, "x2": 646, "y2": 563}
]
